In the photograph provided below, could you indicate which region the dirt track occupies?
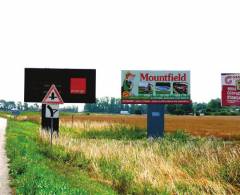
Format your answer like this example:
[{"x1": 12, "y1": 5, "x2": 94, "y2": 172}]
[{"x1": 0, "y1": 118, "x2": 11, "y2": 194}]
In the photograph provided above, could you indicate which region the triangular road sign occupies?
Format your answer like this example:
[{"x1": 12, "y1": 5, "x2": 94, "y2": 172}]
[{"x1": 42, "y1": 84, "x2": 64, "y2": 104}]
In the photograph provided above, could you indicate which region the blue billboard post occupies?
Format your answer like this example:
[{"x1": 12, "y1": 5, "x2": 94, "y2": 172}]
[{"x1": 147, "y1": 104, "x2": 165, "y2": 138}]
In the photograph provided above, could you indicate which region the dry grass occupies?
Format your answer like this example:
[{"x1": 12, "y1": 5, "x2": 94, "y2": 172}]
[
  {"x1": 40, "y1": 121, "x2": 240, "y2": 194},
  {"x1": 61, "y1": 120, "x2": 127, "y2": 131}
]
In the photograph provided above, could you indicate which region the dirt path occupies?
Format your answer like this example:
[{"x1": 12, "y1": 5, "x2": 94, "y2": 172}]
[{"x1": 0, "y1": 118, "x2": 11, "y2": 194}]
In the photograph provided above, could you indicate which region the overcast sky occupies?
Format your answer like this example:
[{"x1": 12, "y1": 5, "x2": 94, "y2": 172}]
[{"x1": 1, "y1": 0, "x2": 240, "y2": 106}]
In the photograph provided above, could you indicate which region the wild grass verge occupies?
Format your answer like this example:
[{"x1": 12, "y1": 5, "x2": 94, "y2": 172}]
[{"x1": 6, "y1": 120, "x2": 116, "y2": 195}]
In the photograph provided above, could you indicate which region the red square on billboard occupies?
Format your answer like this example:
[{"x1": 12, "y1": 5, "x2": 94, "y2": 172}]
[{"x1": 70, "y1": 78, "x2": 86, "y2": 94}]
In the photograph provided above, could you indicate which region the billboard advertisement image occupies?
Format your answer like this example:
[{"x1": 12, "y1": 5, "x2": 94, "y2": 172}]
[
  {"x1": 221, "y1": 73, "x2": 240, "y2": 106},
  {"x1": 24, "y1": 68, "x2": 96, "y2": 103},
  {"x1": 121, "y1": 70, "x2": 191, "y2": 104}
]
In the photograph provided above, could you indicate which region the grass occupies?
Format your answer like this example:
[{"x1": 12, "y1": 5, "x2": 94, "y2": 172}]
[
  {"x1": 5, "y1": 116, "x2": 240, "y2": 194},
  {"x1": 44, "y1": 121, "x2": 240, "y2": 194},
  {"x1": 6, "y1": 120, "x2": 116, "y2": 195},
  {"x1": 60, "y1": 121, "x2": 146, "y2": 140}
]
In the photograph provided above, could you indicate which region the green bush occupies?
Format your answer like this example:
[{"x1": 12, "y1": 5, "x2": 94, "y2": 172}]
[{"x1": 167, "y1": 130, "x2": 191, "y2": 143}]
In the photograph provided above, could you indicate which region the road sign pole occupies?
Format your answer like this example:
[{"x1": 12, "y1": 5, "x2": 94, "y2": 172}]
[
  {"x1": 147, "y1": 104, "x2": 165, "y2": 138},
  {"x1": 50, "y1": 117, "x2": 53, "y2": 146},
  {"x1": 42, "y1": 85, "x2": 63, "y2": 140}
]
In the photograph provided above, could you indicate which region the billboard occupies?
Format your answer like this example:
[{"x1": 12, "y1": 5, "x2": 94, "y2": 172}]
[
  {"x1": 24, "y1": 68, "x2": 96, "y2": 103},
  {"x1": 221, "y1": 73, "x2": 240, "y2": 106},
  {"x1": 121, "y1": 70, "x2": 191, "y2": 104}
]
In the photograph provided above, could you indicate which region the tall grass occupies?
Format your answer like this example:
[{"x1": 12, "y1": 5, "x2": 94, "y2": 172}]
[
  {"x1": 40, "y1": 121, "x2": 240, "y2": 194},
  {"x1": 60, "y1": 121, "x2": 146, "y2": 140}
]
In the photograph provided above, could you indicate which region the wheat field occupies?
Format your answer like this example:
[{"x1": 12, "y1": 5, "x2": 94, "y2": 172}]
[
  {"x1": 59, "y1": 114, "x2": 240, "y2": 140},
  {"x1": 23, "y1": 113, "x2": 240, "y2": 139}
]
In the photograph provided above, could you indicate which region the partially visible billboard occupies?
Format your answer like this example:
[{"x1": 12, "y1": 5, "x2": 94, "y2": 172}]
[
  {"x1": 221, "y1": 73, "x2": 240, "y2": 106},
  {"x1": 121, "y1": 70, "x2": 191, "y2": 104}
]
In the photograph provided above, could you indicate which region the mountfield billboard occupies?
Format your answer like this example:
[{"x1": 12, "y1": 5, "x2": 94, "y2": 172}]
[
  {"x1": 121, "y1": 70, "x2": 191, "y2": 104},
  {"x1": 221, "y1": 73, "x2": 240, "y2": 106}
]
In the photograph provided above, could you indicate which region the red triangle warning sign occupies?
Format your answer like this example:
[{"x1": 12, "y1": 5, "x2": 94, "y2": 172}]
[{"x1": 42, "y1": 84, "x2": 64, "y2": 104}]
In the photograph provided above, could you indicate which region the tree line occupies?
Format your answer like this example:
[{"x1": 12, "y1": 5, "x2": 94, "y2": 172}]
[
  {"x1": 0, "y1": 100, "x2": 78, "y2": 113},
  {"x1": 84, "y1": 97, "x2": 240, "y2": 115},
  {"x1": 0, "y1": 98, "x2": 239, "y2": 115}
]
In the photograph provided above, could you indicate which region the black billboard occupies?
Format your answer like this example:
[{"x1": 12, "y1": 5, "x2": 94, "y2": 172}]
[{"x1": 24, "y1": 68, "x2": 96, "y2": 103}]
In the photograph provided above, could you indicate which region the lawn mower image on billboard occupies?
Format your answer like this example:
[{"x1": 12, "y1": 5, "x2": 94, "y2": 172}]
[{"x1": 173, "y1": 82, "x2": 188, "y2": 94}]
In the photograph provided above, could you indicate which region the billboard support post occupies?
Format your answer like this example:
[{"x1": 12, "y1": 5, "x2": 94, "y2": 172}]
[
  {"x1": 121, "y1": 70, "x2": 191, "y2": 139},
  {"x1": 147, "y1": 104, "x2": 165, "y2": 138}
]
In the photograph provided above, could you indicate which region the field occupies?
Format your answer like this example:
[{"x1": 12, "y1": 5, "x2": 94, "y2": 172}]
[
  {"x1": 6, "y1": 113, "x2": 240, "y2": 194},
  {"x1": 65, "y1": 115, "x2": 240, "y2": 140},
  {"x1": 24, "y1": 113, "x2": 240, "y2": 140}
]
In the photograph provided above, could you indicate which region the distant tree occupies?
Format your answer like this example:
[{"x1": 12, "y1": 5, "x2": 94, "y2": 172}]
[
  {"x1": 84, "y1": 97, "x2": 147, "y2": 114},
  {"x1": 182, "y1": 103, "x2": 193, "y2": 115},
  {"x1": 82, "y1": 97, "x2": 237, "y2": 116},
  {"x1": 0, "y1": 100, "x2": 6, "y2": 110},
  {"x1": 193, "y1": 102, "x2": 207, "y2": 114},
  {"x1": 129, "y1": 104, "x2": 136, "y2": 114},
  {"x1": 7, "y1": 101, "x2": 16, "y2": 110},
  {"x1": 60, "y1": 106, "x2": 78, "y2": 113},
  {"x1": 166, "y1": 104, "x2": 193, "y2": 115},
  {"x1": 166, "y1": 104, "x2": 177, "y2": 114},
  {"x1": 134, "y1": 106, "x2": 142, "y2": 115},
  {"x1": 207, "y1": 98, "x2": 221, "y2": 112},
  {"x1": 23, "y1": 102, "x2": 29, "y2": 111},
  {"x1": 33, "y1": 103, "x2": 40, "y2": 111}
]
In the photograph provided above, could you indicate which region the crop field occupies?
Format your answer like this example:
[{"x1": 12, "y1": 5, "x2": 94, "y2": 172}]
[
  {"x1": 21, "y1": 114, "x2": 240, "y2": 140},
  {"x1": 60, "y1": 115, "x2": 240, "y2": 140},
  {"x1": 8, "y1": 113, "x2": 240, "y2": 194}
]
